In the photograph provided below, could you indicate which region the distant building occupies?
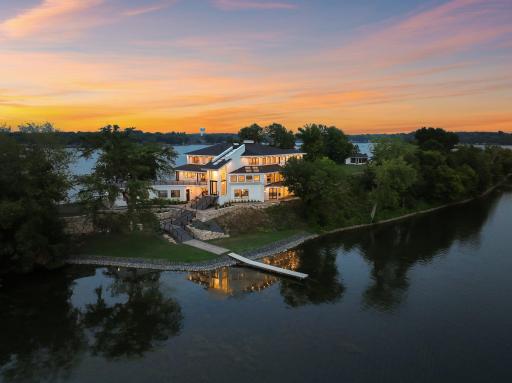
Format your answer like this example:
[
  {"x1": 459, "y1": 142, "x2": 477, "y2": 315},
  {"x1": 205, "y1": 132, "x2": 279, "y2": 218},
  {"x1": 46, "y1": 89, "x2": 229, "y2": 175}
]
[{"x1": 345, "y1": 152, "x2": 368, "y2": 165}]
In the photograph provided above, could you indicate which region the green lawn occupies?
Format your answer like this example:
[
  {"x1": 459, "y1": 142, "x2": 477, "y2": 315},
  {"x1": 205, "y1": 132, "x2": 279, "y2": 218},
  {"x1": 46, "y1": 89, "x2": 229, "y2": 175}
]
[
  {"x1": 341, "y1": 164, "x2": 366, "y2": 175},
  {"x1": 209, "y1": 229, "x2": 306, "y2": 253},
  {"x1": 79, "y1": 232, "x2": 215, "y2": 263}
]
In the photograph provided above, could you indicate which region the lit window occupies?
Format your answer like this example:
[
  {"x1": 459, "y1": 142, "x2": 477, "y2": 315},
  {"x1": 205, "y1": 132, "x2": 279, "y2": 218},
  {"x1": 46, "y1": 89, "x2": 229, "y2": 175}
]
[
  {"x1": 249, "y1": 157, "x2": 259, "y2": 165},
  {"x1": 262, "y1": 157, "x2": 267, "y2": 165},
  {"x1": 230, "y1": 175, "x2": 237, "y2": 182},
  {"x1": 171, "y1": 190, "x2": 180, "y2": 198},
  {"x1": 254, "y1": 175, "x2": 260, "y2": 182},
  {"x1": 234, "y1": 189, "x2": 249, "y2": 198},
  {"x1": 238, "y1": 175, "x2": 245, "y2": 182}
]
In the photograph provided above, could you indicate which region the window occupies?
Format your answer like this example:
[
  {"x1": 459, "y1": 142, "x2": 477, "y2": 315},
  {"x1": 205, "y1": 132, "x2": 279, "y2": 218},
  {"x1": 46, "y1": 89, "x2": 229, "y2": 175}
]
[
  {"x1": 234, "y1": 189, "x2": 249, "y2": 198},
  {"x1": 170, "y1": 190, "x2": 180, "y2": 198},
  {"x1": 192, "y1": 156, "x2": 200, "y2": 164},
  {"x1": 249, "y1": 157, "x2": 259, "y2": 165},
  {"x1": 230, "y1": 175, "x2": 237, "y2": 182},
  {"x1": 254, "y1": 175, "x2": 261, "y2": 182},
  {"x1": 266, "y1": 174, "x2": 272, "y2": 183},
  {"x1": 246, "y1": 175, "x2": 253, "y2": 182},
  {"x1": 157, "y1": 190, "x2": 168, "y2": 198},
  {"x1": 238, "y1": 175, "x2": 245, "y2": 182}
]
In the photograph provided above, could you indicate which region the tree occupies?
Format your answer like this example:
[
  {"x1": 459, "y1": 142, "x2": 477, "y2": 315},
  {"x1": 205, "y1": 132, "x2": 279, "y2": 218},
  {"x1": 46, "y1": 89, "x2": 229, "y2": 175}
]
[
  {"x1": 264, "y1": 123, "x2": 295, "y2": 149},
  {"x1": 322, "y1": 126, "x2": 353, "y2": 164},
  {"x1": 414, "y1": 127, "x2": 459, "y2": 151},
  {"x1": 0, "y1": 130, "x2": 71, "y2": 273},
  {"x1": 370, "y1": 158, "x2": 417, "y2": 210},
  {"x1": 238, "y1": 123, "x2": 264, "y2": 143},
  {"x1": 282, "y1": 157, "x2": 363, "y2": 226},
  {"x1": 77, "y1": 125, "x2": 176, "y2": 231},
  {"x1": 296, "y1": 124, "x2": 325, "y2": 161},
  {"x1": 18, "y1": 121, "x2": 57, "y2": 134},
  {"x1": 297, "y1": 124, "x2": 353, "y2": 163},
  {"x1": 371, "y1": 137, "x2": 416, "y2": 164}
]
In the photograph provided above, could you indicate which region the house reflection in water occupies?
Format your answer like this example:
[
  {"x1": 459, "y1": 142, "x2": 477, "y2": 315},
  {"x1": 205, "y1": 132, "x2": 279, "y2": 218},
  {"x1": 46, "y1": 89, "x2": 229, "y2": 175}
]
[{"x1": 187, "y1": 250, "x2": 301, "y2": 296}]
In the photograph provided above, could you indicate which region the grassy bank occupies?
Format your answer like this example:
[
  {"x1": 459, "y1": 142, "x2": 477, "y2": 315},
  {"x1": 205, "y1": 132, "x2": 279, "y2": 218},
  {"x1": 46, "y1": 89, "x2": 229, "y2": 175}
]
[
  {"x1": 79, "y1": 232, "x2": 215, "y2": 263},
  {"x1": 209, "y1": 229, "x2": 307, "y2": 253}
]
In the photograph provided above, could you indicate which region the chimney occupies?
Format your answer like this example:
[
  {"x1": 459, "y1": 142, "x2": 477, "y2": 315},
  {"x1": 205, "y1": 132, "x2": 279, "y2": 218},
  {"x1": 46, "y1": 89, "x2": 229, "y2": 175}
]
[{"x1": 243, "y1": 140, "x2": 254, "y2": 144}]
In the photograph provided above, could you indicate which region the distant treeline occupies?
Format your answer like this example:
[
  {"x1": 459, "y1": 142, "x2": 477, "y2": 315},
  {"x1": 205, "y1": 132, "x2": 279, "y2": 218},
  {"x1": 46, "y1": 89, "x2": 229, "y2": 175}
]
[
  {"x1": 4, "y1": 130, "x2": 237, "y2": 146},
  {"x1": 349, "y1": 131, "x2": 512, "y2": 145},
  {"x1": 3, "y1": 128, "x2": 512, "y2": 146}
]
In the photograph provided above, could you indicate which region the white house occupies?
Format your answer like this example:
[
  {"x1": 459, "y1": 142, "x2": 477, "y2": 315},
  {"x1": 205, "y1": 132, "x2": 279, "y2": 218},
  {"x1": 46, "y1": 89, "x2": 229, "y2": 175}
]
[
  {"x1": 345, "y1": 153, "x2": 368, "y2": 165},
  {"x1": 150, "y1": 141, "x2": 305, "y2": 205}
]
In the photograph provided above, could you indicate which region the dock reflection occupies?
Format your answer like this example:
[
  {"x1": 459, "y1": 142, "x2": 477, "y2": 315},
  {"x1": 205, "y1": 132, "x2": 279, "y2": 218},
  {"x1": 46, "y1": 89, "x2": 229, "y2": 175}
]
[{"x1": 187, "y1": 250, "x2": 301, "y2": 296}]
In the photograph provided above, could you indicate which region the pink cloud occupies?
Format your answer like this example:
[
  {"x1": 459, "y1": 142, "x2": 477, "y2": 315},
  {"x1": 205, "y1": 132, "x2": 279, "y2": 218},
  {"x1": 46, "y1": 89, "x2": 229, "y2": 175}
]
[
  {"x1": 327, "y1": 0, "x2": 512, "y2": 68},
  {"x1": 212, "y1": 0, "x2": 297, "y2": 11},
  {"x1": 0, "y1": 0, "x2": 104, "y2": 39}
]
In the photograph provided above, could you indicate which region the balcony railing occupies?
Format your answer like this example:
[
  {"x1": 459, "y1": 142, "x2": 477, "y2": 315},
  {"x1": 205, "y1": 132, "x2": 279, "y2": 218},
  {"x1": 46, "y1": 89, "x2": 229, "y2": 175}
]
[{"x1": 154, "y1": 179, "x2": 207, "y2": 186}]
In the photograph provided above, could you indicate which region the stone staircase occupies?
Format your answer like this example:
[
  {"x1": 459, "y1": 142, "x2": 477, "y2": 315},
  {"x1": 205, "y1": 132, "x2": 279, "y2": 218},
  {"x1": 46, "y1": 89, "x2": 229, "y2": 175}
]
[{"x1": 161, "y1": 209, "x2": 196, "y2": 243}]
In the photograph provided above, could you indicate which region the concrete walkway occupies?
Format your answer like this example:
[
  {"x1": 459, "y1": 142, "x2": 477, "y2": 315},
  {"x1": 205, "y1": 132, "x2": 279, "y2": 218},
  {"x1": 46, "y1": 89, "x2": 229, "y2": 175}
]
[{"x1": 183, "y1": 239, "x2": 229, "y2": 255}]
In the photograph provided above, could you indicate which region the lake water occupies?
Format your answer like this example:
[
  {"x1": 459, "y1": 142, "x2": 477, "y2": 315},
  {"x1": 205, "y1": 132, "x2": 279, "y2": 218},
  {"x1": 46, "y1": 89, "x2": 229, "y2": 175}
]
[{"x1": 1, "y1": 182, "x2": 511, "y2": 382}]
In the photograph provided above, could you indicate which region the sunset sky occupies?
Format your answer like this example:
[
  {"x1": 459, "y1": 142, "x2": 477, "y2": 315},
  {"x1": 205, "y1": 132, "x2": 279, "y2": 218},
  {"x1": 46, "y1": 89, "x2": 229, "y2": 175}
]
[{"x1": 0, "y1": 0, "x2": 511, "y2": 133}]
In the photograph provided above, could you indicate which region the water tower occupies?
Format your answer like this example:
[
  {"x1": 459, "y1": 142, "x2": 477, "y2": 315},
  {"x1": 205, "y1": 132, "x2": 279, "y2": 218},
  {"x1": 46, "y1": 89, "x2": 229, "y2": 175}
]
[{"x1": 199, "y1": 127, "x2": 206, "y2": 137}]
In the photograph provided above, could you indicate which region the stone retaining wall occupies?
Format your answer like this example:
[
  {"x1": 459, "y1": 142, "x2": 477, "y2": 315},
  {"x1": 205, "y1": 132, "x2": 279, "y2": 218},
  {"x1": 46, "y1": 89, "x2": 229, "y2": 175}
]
[
  {"x1": 186, "y1": 225, "x2": 229, "y2": 241},
  {"x1": 195, "y1": 200, "x2": 282, "y2": 222}
]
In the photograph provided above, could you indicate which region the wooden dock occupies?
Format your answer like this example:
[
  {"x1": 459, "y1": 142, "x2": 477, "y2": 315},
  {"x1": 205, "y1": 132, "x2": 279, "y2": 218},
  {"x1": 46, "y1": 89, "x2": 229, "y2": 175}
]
[{"x1": 227, "y1": 252, "x2": 308, "y2": 279}]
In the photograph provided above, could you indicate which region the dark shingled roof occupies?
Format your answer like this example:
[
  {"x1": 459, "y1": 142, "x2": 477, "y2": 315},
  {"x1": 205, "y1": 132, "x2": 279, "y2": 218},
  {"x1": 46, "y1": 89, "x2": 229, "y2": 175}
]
[
  {"x1": 242, "y1": 143, "x2": 303, "y2": 156},
  {"x1": 185, "y1": 143, "x2": 232, "y2": 156},
  {"x1": 230, "y1": 164, "x2": 283, "y2": 174},
  {"x1": 175, "y1": 164, "x2": 206, "y2": 172}
]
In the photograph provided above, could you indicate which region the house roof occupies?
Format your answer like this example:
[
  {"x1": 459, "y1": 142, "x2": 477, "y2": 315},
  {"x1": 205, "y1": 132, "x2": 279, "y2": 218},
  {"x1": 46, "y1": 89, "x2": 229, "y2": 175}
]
[
  {"x1": 350, "y1": 153, "x2": 369, "y2": 158},
  {"x1": 242, "y1": 143, "x2": 303, "y2": 156},
  {"x1": 230, "y1": 164, "x2": 283, "y2": 174},
  {"x1": 186, "y1": 142, "x2": 303, "y2": 157},
  {"x1": 175, "y1": 164, "x2": 206, "y2": 172},
  {"x1": 185, "y1": 143, "x2": 232, "y2": 156},
  {"x1": 201, "y1": 158, "x2": 232, "y2": 170}
]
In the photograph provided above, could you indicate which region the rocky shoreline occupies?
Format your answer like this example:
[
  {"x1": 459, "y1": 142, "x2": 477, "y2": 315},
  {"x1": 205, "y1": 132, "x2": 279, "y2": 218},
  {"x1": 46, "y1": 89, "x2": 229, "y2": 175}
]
[
  {"x1": 67, "y1": 177, "x2": 510, "y2": 273},
  {"x1": 66, "y1": 233, "x2": 317, "y2": 272}
]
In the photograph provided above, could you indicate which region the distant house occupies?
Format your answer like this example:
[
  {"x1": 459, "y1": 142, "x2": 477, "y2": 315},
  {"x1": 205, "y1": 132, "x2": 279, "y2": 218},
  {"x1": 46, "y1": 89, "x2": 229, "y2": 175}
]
[
  {"x1": 345, "y1": 152, "x2": 368, "y2": 165},
  {"x1": 150, "y1": 141, "x2": 305, "y2": 204}
]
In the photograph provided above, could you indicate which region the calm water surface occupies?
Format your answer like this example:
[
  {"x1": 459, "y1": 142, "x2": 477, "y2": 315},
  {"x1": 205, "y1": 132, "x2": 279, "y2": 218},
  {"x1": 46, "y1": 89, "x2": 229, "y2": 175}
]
[{"x1": 1, "y1": 184, "x2": 512, "y2": 382}]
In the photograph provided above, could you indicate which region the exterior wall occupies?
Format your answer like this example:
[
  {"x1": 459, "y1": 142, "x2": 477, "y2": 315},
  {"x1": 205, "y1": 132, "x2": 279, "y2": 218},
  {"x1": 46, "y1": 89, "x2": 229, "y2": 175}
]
[
  {"x1": 226, "y1": 183, "x2": 265, "y2": 202},
  {"x1": 345, "y1": 157, "x2": 368, "y2": 165},
  {"x1": 149, "y1": 184, "x2": 204, "y2": 202},
  {"x1": 241, "y1": 153, "x2": 303, "y2": 167}
]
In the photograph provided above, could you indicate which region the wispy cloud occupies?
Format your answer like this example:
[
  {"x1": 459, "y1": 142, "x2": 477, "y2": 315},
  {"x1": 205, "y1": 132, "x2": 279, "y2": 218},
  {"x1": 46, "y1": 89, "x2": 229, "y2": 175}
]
[
  {"x1": 122, "y1": 1, "x2": 177, "y2": 17},
  {"x1": 212, "y1": 0, "x2": 297, "y2": 11},
  {"x1": 0, "y1": 0, "x2": 104, "y2": 39},
  {"x1": 328, "y1": 0, "x2": 512, "y2": 68}
]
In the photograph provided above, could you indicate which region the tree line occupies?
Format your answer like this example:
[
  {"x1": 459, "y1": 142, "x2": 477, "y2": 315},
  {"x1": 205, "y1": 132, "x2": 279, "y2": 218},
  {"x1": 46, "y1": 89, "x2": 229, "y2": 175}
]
[{"x1": 282, "y1": 127, "x2": 512, "y2": 227}]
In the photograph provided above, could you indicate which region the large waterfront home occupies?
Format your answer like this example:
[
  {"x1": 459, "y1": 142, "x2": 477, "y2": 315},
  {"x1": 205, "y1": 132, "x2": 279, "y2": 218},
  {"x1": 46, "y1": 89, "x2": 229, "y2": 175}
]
[{"x1": 151, "y1": 141, "x2": 305, "y2": 205}]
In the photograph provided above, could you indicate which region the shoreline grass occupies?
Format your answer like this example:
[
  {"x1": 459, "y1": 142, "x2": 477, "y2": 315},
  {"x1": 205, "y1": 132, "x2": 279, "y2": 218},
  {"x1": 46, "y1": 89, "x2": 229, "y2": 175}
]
[
  {"x1": 209, "y1": 229, "x2": 306, "y2": 253},
  {"x1": 78, "y1": 232, "x2": 215, "y2": 263}
]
